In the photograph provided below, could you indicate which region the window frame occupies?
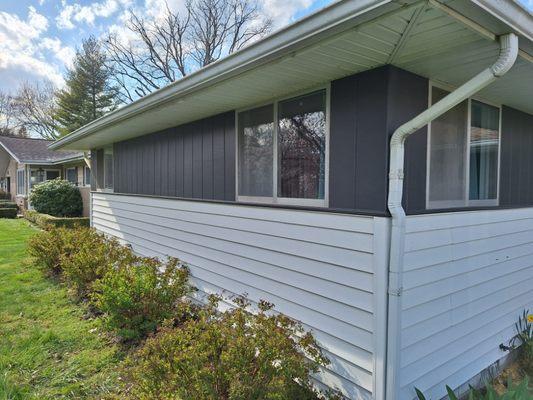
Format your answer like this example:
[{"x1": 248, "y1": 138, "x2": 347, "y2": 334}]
[
  {"x1": 16, "y1": 168, "x2": 26, "y2": 196},
  {"x1": 83, "y1": 165, "x2": 91, "y2": 187},
  {"x1": 426, "y1": 82, "x2": 502, "y2": 210},
  {"x1": 29, "y1": 168, "x2": 62, "y2": 190},
  {"x1": 65, "y1": 167, "x2": 78, "y2": 185},
  {"x1": 235, "y1": 85, "x2": 331, "y2": 208},
  {"x1": 102, "y1": 146, "x2": 114, "y2": 192}
]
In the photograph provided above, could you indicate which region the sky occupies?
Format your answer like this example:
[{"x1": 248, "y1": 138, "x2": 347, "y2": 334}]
[
  {"x1": 0, "y1": 0, "x2": 532, "y2": 94},
  {"x1": 0, "y1": 0, "x2": 334, "y2": 93}
]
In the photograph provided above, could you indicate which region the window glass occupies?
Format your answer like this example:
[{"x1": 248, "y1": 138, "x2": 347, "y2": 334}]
[
  {"x1": 17, "y1": 170, "x2": 26, "y2": 195},
  {"x1": 428, "y1": 87, "x2": 500, "y2": 208},
  {"x1": 66, "y1": 168, "x2": 77, "y2": 184},
  {"x1": 104, "y1": 149, "x2": 114, "y2": 190},
  {"x1": 47, "y1": 170, "x2": 60, "y2": 180},
  {"x1": 30, "y1": 169, "x2": 45, "y2": 189},
  {"x1": 238, "y1": 105, "x2": 274, "y2": 197},
  {"x1": 278, "y1": 91, "x2": 326, "y2": 199},
  {"x1": 469, "y1": 101, "x2": 499, "y2": 200},
  {"x1": 428, "y1": 87, "x2": 468, "y2": 205},
  {"x1": 84, "y1": 166, "x2": 91, "y2": 187}
]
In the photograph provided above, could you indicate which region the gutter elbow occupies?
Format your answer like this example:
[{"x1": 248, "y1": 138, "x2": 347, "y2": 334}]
[{"x1": 491, "y1": 33, "x2": 519, "y2": 77}]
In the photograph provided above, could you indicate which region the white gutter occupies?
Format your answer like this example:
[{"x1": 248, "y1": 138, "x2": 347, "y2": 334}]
[
  {"x1": 385, "y1": 32, "x2": 518, "y2": 400},
  {"x1": 49, "y1": 0, "x2": 395, "y2": 151}
]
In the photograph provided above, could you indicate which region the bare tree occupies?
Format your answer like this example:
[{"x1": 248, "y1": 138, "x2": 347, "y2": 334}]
[
  {"x1": 104, "y1": 0, "x2": 271, "y2": 102},
  {"x1": 0, "y1": 91, "x2": 27, "y2": 137},
  {"x1": 13, "y1": 81, "x2": 59, "y2": 140}
]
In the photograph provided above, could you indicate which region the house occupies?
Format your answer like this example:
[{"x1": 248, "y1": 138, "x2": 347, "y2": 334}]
[
  {"x1": 50, "y1": 0, "x2": 533, "y2": 399},
  {"x1": 0, "y1": 136, "x2": 91, "y2": 216}
]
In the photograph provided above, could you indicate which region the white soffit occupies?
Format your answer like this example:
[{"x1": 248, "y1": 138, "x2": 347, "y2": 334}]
[{"x1": 54, "y1": 0, "x2": 533, "y2": 150}]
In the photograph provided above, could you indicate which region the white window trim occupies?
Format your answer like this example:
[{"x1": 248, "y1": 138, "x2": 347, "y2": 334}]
[
  {"x1": 83, "y1": 165, "x2": 91, "y2": 187},
  {"x1": 16, "y1": 168, "x2": 26, "y2": 196},
  {"x1": 29, "y1": 168, "x2": 62, "y2": 187},
  {"x1": 101, "y1": 146, "x2": 114, "y2": 193},
  {"x1": 426, "y1": 82, "x2": 502, "y2": 209},
  {"x1": 65, "y1": 167, "x2": 78, "y2": 185},
  {"x1": 235, "y1": 85, "x2": 330, "y2": 208}
]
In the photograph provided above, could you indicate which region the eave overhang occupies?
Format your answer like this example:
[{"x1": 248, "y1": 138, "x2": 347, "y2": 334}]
[{"x1": 50, "y1": 0, "x2": 533, "y2": 151}]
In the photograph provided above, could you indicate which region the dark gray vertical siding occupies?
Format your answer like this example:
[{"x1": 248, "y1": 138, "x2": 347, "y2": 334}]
[
  {"x1": 113, "y1": 111, "x2": 235, "y2": 201},
  {"x1": 500, "y1": 106, "x2": 533, "y2": 207},
  {"x1": 386, "y1": 67, "x2": 428, "y2": 214},
  {"x1": 329, "y1": 65, "x2": 428, "y2": 215},
  {"x1": 329, "y1": 67, "x2": 389, "y2": 214}
]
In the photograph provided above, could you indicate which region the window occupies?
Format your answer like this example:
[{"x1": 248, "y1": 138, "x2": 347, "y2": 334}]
[
  {"x1": 104, "y1": 147, "x2": 114, "y2": 191},
  {"x1": 84, "y1": 166, "x2": 91, "y2": 187},
  {"x1": 238, "y1": 105, "x2": 274, "y2": 198},
  {"x1": 17, "y1": 169, "x2": 25, "y2": 195},
  {"x1": 237, "y1": 89, "x2": 328, "y2": 206},
  {"x1": 66, "y1": 167, "x2": 78, "y2": 185},
  {"x1": 29, "y1": 169, "x2": 60, "y2": 189},
  {"x1": 427, "y1": 86, "x2": 500, "y2": 209}
]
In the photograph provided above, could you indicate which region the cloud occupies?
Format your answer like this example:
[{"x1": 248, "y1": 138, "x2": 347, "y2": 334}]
[
  {"x1": 0, "y1": 6, "x2": 68, "y2": 88},
  {"x1": 56, "y1": 0, "x2": 130, "y2": 30},
  {"x1": 261, "y1": 0, "x2": 313, "y2": 29},
  {"x1": 40, "y1": 37, "x2": 76, "y2": 69}
]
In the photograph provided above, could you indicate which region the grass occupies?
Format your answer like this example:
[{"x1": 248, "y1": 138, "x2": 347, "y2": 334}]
[{"x1": 0, "y1": 219, "x2": 123, "y2": 399}]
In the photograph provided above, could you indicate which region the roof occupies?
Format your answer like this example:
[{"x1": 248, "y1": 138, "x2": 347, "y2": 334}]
[
  {"x1": 0, "y1": 136, "x2": 84, "y2": 164},
  {"x1": 50, "y1": 0, "x2": 533, "y2": 151}
]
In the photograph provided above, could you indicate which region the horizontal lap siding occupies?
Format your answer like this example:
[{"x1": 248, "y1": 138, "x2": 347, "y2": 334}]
[
  {"x1": 400, "y1": 209, "x2": 533, "y2": 399},
  {"x1": 92, "y1": 192, "x2": 388, "y2": 400}
]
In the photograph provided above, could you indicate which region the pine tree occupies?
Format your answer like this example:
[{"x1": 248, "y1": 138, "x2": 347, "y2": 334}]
[{"x1": 55, "y1": 36, "x2": 118, "y2": 136}]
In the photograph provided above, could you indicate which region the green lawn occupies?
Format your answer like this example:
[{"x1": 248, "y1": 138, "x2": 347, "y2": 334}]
[{"x1": 0, "y1": 219, "x2": 123, "y2": 399}]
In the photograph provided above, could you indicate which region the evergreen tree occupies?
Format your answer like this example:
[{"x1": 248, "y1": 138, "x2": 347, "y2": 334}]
[{"x1": 55, "y1": 36, "x2": 118, "y2": 136}]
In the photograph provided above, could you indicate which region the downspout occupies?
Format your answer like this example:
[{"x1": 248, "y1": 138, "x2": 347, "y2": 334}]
[{"x1": 385, "y1": 33, "x2": 518, "y2": 400}]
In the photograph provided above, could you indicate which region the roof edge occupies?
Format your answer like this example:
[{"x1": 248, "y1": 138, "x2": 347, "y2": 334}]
[
  {"x1": 470, "y1": 0, "x2": 533, "y2": 42},
  {"x1": 49, "y1": 0, "x2": 396, "y2": 150}
]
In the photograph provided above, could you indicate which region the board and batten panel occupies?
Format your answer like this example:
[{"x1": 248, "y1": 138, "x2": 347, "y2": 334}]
[
  {"x1": 113, "y1": 111, "x2": 235, "y2": 201},
  {"x1": 399, "y1": 208, "x2": 533, "y2": 399},
  {"x1": 91, "y1": 192, "x2": 389, "y2": 400}
]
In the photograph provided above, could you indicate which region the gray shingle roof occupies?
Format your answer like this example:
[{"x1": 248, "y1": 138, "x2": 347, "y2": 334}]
[{"x1": 0, "y1": 136, "x2": 83, "y2": 164}]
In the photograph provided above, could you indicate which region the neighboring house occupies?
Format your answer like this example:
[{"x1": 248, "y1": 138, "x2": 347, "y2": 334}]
[
  {"x1": 50, "y1": 0, "x2": 533, "y2": 399},
  {"x1": 0, "y1": 136, "x2": 91, "y2": 216}
]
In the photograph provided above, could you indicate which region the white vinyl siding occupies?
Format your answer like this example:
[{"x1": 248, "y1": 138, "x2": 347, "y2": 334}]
[
  {"x1": 399, "y1": 208, "x2": 533, "y2": 399},
  {"x1": 91, "y1": 192, "x2": 389, "y2": 400}
]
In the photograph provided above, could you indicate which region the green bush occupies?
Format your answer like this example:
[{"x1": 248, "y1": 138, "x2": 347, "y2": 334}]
[
  {"x1": 92, "y1": 257, "x2": 195, "y2": 341},
  {"x1": 0, "y1": 208, "x2": 17, "y2": 218},
  {"x1": 24, "y1": 210, "x2": 89, "y2": 229},
  {"x1": 61, "y1": 230, "x2": 135, "y2": 300},
  {"x1": 27, "y1": 226, "x2": 85, "y2": 276},
  {"x1": 415, "y1": 378, "x2": 531, "y2": 400},
  {"x1": 119, "y1": 296, "x2": 332, "y2": 400},
  {"x1": 0, "y1": 201, "x2": 17, "y2": 209},
  {"x1": 29, "y1": 179, "x2": 83, "y2": 217}
]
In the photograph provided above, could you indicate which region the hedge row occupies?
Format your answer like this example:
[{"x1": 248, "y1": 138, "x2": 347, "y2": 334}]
[
  {"x1": 0, "y1": 208, "x2": 17, "y2": 219},
  {"x1": 0, "y1": 200, "x2": 17, "y2": 209},
  {"x1": 28, "y1": 226, "x2": 335, "y2": 399},
  {"x1": 24, "y1": 210, "x2": 90, "y2": 229}
]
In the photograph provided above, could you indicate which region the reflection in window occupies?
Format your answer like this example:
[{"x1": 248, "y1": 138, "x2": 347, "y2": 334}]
[
  {"x1": 238, "y1": 105, "x2": 274, "y2": 197},
  {"x1": 104, "y1": 148, "x2": 114, "y2": 190},
  {"x1": 428, "y1": 87, "x2": 500, "y2": 208},
  {"x1": 84, "y1": 166, "x2": 91, "y2": 187},
  {"x1": 469, "y1": 101, "x2": 499, "y2": 200},
  {"x1": 278, "y1": 91, "x2": 326, "y2": 200},
  {"x1": 66, "y1": 168, "x2": 77, "y2": 185},
  {"x1": 428, "y1": 87, "x2": 468, "y2": 205}
]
